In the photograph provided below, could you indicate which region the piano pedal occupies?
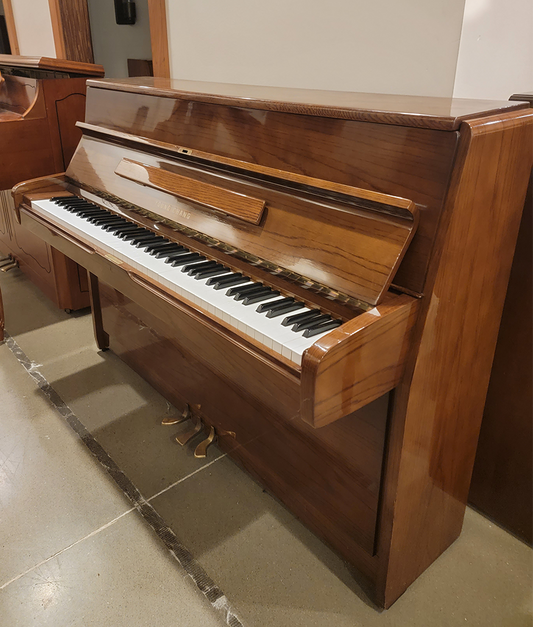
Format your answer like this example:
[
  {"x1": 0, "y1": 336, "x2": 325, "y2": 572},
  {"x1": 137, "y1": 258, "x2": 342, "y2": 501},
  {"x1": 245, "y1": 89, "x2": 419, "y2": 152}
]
[
  {"x1": 0, "y1": 256, "x2": 11, "y2": 265},
  {"x1": 175, "y1": 414, "x2": 202, "y2": 446},
  {"x1": 162, "y1": 403, "x2": 191, "y2": 426},
  {"x1": 1, "y1": 261, "x2": 18, "y2": 273},
  {"x1": 194, "y1": 425, "x2": 216, "y2": 458}
]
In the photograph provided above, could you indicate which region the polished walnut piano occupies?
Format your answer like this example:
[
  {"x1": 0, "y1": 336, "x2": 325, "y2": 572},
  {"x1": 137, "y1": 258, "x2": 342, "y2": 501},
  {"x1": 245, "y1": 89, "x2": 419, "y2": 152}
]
[
  {"x1": 0, "y1": 55, "x2": 103, "y2": 311},
  {"x1": 11, "y1": 78, "x2": 533, "y2": 607}
]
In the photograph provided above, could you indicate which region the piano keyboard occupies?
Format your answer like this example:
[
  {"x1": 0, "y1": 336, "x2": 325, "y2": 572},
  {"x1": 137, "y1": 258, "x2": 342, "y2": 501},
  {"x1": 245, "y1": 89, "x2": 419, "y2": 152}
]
[{"x1": 30, "y1": 197, "x2": 343, "y2": 365}]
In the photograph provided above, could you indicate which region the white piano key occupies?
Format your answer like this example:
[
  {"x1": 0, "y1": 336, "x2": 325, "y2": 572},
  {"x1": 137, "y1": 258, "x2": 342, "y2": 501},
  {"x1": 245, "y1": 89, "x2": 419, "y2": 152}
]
[{"x1": 31, "y1": 198, "x2": 341, "y2": 365}]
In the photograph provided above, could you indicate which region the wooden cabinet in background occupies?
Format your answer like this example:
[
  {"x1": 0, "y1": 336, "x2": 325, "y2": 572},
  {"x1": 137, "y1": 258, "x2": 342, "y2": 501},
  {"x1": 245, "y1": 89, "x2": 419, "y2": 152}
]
[{"x1": 0, "y1": 55, "x2": 103, "y2": 310}]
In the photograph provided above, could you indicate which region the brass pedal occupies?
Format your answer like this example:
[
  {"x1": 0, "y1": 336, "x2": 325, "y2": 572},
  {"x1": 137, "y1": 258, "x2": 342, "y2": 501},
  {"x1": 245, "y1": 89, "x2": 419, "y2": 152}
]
[
  {"x1": 194, "y1": 425, "x2": 216, "y2": 458},
  {"x1": 0, "y1": 257, "x2": 13, "y2": 268},
  {"x1": 175, "y1": 415, "x2": 202, "y2": 446},
  {"x1": 162, "y1": 403, "x2": 191, "y2": 426},
  {"x1": 1, "y1": 262, "x2": 18, "y2": 272}
]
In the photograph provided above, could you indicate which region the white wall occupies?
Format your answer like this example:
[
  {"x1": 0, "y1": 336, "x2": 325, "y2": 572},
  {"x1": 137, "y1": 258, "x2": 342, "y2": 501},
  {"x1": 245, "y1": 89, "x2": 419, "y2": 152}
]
[
  {"x1": 87, "y1": 0, "x2": 152, "y2": 78},
  {"x1": 166, "y1": 0, "x2": 467, "y2": 97},
  {"x1": 10, "y1": 0, "x2": 55, "y2": 57},
  {"x1": 453, "y1": 0, "x2": 533, "y2": 100}
]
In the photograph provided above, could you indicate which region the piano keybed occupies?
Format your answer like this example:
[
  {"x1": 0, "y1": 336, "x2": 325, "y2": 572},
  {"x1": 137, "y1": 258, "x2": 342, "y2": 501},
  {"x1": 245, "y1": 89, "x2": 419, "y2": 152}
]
[{"x1": 31, "y1": 195, "x2": 343, "y2": 365}]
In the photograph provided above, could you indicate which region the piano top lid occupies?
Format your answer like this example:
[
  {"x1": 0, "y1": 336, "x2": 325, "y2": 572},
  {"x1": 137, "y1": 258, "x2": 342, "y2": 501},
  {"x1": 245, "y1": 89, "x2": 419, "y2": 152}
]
[
  {"x1": 86, "y1": 77, "x2": 530, "y2": 131},
  {"x1": 0, "y1": 55, "x2": 104, "y2": 77}
]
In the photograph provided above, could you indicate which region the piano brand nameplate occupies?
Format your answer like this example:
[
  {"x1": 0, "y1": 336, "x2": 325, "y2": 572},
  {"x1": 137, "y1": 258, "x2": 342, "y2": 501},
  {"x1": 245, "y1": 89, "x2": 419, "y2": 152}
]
[{"x1": 115, "y1": 158, "x2": 266, "y2": 225}]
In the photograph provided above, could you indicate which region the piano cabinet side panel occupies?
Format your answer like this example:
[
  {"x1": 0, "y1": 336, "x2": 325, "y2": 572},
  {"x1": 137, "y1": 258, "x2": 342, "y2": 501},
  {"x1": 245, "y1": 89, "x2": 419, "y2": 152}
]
[
  {"x1": 97, "y1": 281, "x2": 387, "y2": 567},
  {"x1": 376, "y1": 110, "x2": 533, "y2": 607}
]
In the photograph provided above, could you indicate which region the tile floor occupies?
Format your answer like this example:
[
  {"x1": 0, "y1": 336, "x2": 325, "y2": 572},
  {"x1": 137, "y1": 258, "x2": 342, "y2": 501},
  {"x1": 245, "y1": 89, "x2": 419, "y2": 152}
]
[{"x1": 0, "y1": 267, "x2": 531, "y2": 627}]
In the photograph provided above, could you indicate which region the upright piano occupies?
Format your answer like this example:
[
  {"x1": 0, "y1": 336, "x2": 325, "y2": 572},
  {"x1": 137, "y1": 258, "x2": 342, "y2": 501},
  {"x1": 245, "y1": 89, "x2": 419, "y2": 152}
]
[
  {"x1": 0, "y1": 55, "x2": 103, "y2": 311},
  {"x1": 12, "y1": 78, "x2": 533, "y2": 607}
]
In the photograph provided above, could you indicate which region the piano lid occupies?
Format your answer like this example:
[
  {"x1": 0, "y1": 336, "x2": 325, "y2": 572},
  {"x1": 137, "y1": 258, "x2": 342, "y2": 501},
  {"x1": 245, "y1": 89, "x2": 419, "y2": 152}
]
[
  {"x1": 0, "y1": 55, "x2": 104, "y2": 77},
  {"x1": 86, "y1": 77, "x2": 529, "y2": 131}
]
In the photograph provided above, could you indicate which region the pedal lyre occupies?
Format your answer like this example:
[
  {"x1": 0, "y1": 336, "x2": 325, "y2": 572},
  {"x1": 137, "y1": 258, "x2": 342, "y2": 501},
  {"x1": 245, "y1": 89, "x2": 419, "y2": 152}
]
[
  {"x1": 194, "y1": 426, "x2": 216, "y2": 458},
  {"x1": 162, "y1": 403, "x2": 191, "y2": 426}
]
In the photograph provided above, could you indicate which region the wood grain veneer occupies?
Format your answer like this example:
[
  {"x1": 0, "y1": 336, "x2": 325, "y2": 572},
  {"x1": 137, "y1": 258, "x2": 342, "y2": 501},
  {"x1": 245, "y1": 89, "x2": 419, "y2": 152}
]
[
  {"x1": 0, "y1": 58, "x2": 103, "y2": 311},
  {"x1": 0, "y1": 54, "x2": 103, "y2": 76},
  {"x1": 468, "y1": 89, "x2": 533, "y2": 544},
  {"x1": 115, "y1": 158, "x2": 267, "y2": 225},
  {"x1": 147, "y1": 0, "x2": 170, "y2": 79}
]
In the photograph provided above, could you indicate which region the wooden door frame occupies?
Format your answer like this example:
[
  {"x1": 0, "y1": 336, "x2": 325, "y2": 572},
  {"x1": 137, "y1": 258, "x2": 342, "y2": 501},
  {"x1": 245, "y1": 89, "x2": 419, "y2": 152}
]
[
  {"x1": 47, "y1": 0, "x2": 170, "y2": 77},
  {"x1": 2, "y1": 0, "x2": 20, "y2": 55}
]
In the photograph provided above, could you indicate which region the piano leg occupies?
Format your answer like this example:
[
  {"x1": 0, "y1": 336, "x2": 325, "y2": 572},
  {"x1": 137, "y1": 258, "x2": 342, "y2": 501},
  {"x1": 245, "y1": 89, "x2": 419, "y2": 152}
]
[{"x1": 88, "y1": 272, "x2": 109, "y2": 351}]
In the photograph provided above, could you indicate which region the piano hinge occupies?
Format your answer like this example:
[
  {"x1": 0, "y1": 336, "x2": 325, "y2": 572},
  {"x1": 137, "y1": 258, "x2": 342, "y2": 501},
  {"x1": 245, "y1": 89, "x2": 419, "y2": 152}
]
[{"x1": 68, "y1": 180, "x2": 374, "y2": 312}]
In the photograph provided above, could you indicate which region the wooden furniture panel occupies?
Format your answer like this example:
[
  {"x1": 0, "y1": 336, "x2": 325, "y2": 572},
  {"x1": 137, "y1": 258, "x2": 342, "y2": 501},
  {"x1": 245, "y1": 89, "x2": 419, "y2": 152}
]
[
  {"x1": 98, "y1": 280, "x2": 390, "y2": 555},
  {"x1": 84, "y1": 83, "x2": 459, "y2": 296},
  {"x1": 469, "y1": 173, "x2": 532, "y2": 544},
  {"x1": 0, "y1": 58, "x2": 103, "y2": 311},
  {"x1": 68, "y1": 133, "x2": 417, "y2": 305}
]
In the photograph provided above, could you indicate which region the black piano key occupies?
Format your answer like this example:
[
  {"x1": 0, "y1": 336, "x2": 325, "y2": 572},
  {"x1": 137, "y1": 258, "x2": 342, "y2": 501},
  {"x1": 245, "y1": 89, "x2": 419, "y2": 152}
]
[
  {"x1": 207, "y1": 273, "x2": 246, "y2": 289},
  {"x1": 183, "y1": 260, "x2": 218, "y2": 274},
  {"x1": 99, "y1": 219, "x2": 127, "y2": 228},
  {"x1": 195, "y1": 266, "x2": 229, "y2": 280},
  {"x1": 152, "y1": 244, "x2": 185, "y2": 257},
  {"x1": 233, "y1": 284, "x2": 267, "y2": 301},
  {"x1": 137, "y1": 237, "x2": 167, "y2": 250},
  {"x1": 120, "y1": 229, "x2": 149, "y2": 241},
  {"x1": 133, "y1": 235, "x2": 162, "y2": 247},
  {"x1": 74, "y1": 208, "x2": 105, "y2": 216},
  {"x1": 242, "y1": 289, "x2": 280, "y2": 305},
  {"x1": 303, "y1": 319, "x2": 343, "y2": 338},
  {"x1": 169, "y1": 253, "x2": 204, "y2": 267},
  {"x1": 87, "y1": 214, "x2": 116, "y2": 223},
  {"x1": 105, "y1": 222, "x2": 133, "y2": 233},
  {"x1": 163, "y1": 250, "x2": 194, "y2": 263},
  {"x1": 154, "y1": 245, "x2": 187, "y2": 259},
  {"x1": 114, "y1": 225, "x2": 144, "y2": 235},
  {"x1": 143, "y1": 240, "x2": 173, "y2": 253},
  {"x1": 265, "y1": 302, "x2": 306, "y2": 318},
  {"x1": 226, "y1": 282, "x2": 261, "y2": 298},
  {"x1": 256, "y1": 297, "x2": 294, "y2": 313},
  {"x1": 281, "y1": 309, "x2": 322, "y2": 327},
  {"x1": 292, "y1": 314, "x2": 331, "y2": 333}
]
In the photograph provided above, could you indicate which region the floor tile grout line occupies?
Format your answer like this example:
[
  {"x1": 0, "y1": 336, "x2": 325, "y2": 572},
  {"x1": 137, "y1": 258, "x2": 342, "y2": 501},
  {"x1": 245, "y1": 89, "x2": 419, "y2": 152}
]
[
  {"x1": 147, "y1": 453, "x2": 227, "y2": 503},
  {"x1": 3, "y1": 332, "x2": 245, "y2": 627},
  {"x1": 0, "y1": 509, "x2": 135, "y2": 590}
]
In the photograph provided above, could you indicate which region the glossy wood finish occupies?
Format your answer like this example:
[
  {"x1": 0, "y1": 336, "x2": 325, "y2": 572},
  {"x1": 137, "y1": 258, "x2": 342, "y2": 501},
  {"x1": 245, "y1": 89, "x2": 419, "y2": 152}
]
[
  {"x1": 377, "y1": 109, "x2": 533, "y2": 606},
  {"x1": 147, "y1": 0, "x2": 170, "y2": 79},
  {"x1": 469, "y1": 88, "x2": 533, "y2": 544},
  {"x1": 0, "y1": 58, "x2": 102, "y2": 311},
  {"x1": 12, "y1": 81, "x2": 533, "y2": 608},
  {"x1": 301, "y1": 294, "x2": 418, "y2": 428},
  {"x1": 67, "y1": 132, "x2": 417, "y2": 305},
  {"x1": 82, "y1": 83, "x2": 461, "y2": 296},
  {"x1": 0, "y1": 55, "x2": 103, "y2": 76},
  {"x1": 88, "y1": 77, "x2": 526, "y2": 131},
  {"x1": 115, "y1": 158, "x2": 267, "y2": 225}
]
